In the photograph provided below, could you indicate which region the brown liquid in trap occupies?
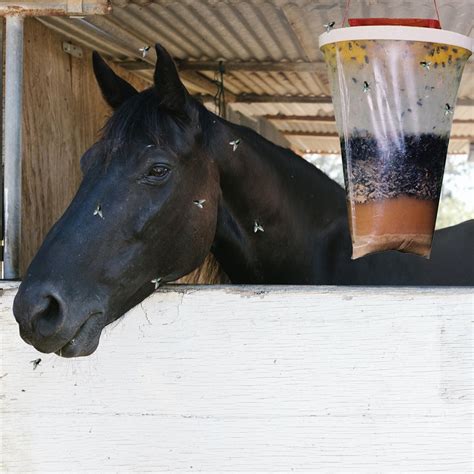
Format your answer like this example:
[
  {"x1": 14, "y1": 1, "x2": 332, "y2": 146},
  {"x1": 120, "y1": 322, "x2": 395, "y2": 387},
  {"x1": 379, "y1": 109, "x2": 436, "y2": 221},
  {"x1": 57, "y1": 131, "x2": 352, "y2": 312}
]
[
  {"x1": 348, "y1": 197, "x2": 438, "y2": 258},
  {"x1": 341, "y1": 133, "x2": 447, "y2": 258}
]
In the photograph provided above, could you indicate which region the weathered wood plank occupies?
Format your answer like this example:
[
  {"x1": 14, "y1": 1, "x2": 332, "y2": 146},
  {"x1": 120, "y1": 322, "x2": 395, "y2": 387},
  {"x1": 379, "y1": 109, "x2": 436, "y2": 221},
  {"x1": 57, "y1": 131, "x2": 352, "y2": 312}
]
[
  {"x1": 1, "y1": 285, "x2": 473, "y2": 471},
  {"x1": 0, "y1": 1, "x2": 111, "y2": 16},
  {"x1": 20, "y1": 18, "x2": 149, "y2": 275}
]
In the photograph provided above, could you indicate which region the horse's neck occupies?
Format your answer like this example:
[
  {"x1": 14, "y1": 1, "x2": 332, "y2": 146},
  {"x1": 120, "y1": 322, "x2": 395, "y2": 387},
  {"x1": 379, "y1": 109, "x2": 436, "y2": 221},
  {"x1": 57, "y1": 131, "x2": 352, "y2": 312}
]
[{"x1": 209, "y1": 118, "x2": 347, "y2": 283}]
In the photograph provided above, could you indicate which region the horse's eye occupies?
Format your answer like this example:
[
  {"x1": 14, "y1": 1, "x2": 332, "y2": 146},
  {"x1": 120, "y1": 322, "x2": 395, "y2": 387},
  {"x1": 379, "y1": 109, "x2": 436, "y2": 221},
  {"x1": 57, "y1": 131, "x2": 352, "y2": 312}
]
[{"x1": 148, "y1": 165, "x2": 170, "y2": 179}]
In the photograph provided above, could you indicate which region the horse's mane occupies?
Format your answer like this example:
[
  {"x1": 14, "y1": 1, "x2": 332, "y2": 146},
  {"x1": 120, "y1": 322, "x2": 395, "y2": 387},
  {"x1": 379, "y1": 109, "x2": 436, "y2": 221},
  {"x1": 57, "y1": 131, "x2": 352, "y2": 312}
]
[{"x1": 178, "y1": 254, "x2": 229, "y2": 284}]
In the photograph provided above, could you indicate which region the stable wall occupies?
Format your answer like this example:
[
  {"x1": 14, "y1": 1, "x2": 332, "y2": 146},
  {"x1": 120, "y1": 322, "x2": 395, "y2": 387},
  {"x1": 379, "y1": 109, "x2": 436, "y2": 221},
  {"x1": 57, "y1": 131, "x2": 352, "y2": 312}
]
[
  {"x1": 20, "y1": 18, "x2": 149, "y2": 275},
  {"x1": 18, "y1": 19, "x2": 234, "y2": 284},
  {"x1": 1, "y1": 284, "x2": 472, "y2": 472}
]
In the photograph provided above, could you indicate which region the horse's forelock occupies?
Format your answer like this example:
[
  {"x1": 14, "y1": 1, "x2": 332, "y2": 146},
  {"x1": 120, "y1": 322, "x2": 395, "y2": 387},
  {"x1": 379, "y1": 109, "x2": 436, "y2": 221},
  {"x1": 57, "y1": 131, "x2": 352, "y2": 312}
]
[{"x1": 99, "y1": 89, "x2": 198, "y2": 163}]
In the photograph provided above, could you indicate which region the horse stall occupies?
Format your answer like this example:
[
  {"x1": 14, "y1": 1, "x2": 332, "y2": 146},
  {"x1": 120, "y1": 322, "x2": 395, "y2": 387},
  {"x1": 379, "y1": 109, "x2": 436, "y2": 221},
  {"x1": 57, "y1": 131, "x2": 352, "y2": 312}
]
[{"x1": 1, "y1": 1, "x2": 473, "y2": 472}]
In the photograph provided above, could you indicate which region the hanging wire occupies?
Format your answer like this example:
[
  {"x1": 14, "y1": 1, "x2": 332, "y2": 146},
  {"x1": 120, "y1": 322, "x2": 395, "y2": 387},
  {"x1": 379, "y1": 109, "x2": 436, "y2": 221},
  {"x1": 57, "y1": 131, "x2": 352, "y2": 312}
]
[
  {"x1": 433, "y1": 0, "x2": 442, "y2": 27},
  {"x1": 213, "y1": 61, "x2": 226, "y2": 119},
  {"x1": 341, "y1": 0, "x2": 351, "y2": 27}
]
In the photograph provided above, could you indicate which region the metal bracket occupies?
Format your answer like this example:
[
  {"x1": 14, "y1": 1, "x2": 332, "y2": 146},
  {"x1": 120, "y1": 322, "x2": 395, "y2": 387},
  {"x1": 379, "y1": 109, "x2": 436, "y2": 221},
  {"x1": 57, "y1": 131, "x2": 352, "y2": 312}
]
[{"x1": 63, "y1": 42, "x2": 83, "y2": 59}]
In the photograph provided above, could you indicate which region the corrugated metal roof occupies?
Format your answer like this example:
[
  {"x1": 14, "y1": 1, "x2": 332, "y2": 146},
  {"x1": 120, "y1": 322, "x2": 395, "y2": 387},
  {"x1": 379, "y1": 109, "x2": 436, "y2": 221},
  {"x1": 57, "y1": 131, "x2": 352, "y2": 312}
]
[{"x1": 37, "y1": 0, "x2": 473, "y2": 155}]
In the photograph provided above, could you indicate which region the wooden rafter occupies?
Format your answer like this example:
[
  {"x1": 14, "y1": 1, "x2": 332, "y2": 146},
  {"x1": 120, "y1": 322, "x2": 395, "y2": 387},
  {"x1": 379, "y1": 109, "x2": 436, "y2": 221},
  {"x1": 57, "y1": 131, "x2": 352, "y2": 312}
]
[
  {"x1": 195, "y1": 94, "x2": 333, "y2": 104},
  {"x1": 266, "y1": 115, "x2": 474, "y2": 125},
  {"x1": 196, "y1": 95, "x2": 474, "y2": 106},
  {"x1": 266, "y1": 114, "x2": 336, "y2": 123},
  {"x1": 117, "y1": 59, "x2": 327, "y2": 73},
  {"x1": 0, "y1": 1, "x2": 111, "y2": 16},
  {"x1": 284, "y1": 131, "x2": 474, "y2": 140},
  {"x1": 284, "y1": 131, "x2": 339, "y2": 138}
]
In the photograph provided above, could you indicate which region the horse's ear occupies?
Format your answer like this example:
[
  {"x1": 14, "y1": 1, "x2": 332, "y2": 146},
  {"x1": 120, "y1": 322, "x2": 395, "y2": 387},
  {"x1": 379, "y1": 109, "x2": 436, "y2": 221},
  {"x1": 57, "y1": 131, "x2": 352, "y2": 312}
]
[
  {"x1": 154, "y1": 43, "x2": 188, "y2": 112},
  {"x1": 92, "y1": 52, "x2": 138, "y2": 110}
]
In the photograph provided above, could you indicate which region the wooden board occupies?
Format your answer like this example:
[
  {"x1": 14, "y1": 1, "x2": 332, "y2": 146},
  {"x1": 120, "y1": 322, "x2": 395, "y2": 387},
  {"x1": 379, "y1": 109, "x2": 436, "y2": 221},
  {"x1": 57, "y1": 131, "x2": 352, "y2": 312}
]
[
  {"x1": 1, "y1": 284, "x2": 473, "y2": 472},
  {"x1": 20, "y1": 19, "x2": 150, "y2": 275}
]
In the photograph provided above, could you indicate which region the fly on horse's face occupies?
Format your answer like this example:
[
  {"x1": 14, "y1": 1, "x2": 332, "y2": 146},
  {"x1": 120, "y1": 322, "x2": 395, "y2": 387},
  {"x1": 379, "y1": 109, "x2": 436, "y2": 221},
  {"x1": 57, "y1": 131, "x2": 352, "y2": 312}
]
[{"x1": 13, "y1": 45, "x2": 220, "y2": 357}]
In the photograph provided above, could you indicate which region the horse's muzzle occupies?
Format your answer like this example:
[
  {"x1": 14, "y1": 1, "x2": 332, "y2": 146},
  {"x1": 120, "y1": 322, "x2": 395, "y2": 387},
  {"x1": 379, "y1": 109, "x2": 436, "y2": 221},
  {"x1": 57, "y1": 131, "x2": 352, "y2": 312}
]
[{"x1": 13, "y1": 282, "x2": 105, "y2": 357}]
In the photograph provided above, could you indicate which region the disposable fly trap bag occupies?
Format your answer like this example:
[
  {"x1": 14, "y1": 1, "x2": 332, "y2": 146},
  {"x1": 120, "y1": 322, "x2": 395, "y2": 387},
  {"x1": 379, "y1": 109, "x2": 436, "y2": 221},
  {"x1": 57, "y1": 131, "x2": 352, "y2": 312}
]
[{"x1": 319, "y1": 22, "x2": 472, "y2": 259}]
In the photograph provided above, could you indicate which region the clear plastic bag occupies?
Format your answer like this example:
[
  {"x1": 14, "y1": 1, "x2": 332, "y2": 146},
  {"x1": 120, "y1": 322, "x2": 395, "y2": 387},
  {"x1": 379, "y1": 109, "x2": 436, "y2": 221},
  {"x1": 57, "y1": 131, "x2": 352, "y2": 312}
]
[{"x1": 320, "y1": 27, "x2": 472, "y2": 258}]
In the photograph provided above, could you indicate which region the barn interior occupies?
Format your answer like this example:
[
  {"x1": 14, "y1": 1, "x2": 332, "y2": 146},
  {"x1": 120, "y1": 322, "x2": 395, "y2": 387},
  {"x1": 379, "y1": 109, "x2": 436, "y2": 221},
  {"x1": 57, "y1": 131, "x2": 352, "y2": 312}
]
[
  {"x1": 1, "y1": 0, "x2": 473, "y2": 276},
  {"x1": 1, "y1": 4, "x2": 473, "y2": 469}
]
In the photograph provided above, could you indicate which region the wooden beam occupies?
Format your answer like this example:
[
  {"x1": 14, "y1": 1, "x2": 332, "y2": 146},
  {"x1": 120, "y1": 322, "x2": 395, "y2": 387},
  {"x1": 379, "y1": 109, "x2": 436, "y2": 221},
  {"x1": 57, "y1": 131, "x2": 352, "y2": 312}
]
[
  {"x1": 182, "y1": 72, "x2": 236, "y2": 101},
  {"x1": 266, "y1": 115, "x2": 474, "y2": 125},
  {"x1": 119, "y1": 59, "x2": 474, "y2": 76},
  {"x1": 118, "y1": 59, "x2": 327, "y2": 73},
  {"x1": 0, "y1": 1, "x2": 111, "y2": 16},
  {"x1": 284, "y1": 131, "x2": 474, "y2": 140},
  {"x1": 178, "y1": 60, "x2": 326, "y2": 73},
  {"x1": 232, "y1": 94, "x2": 333, "y2": 104},
  {"x1": 195, "y1": 95, "x2": 474, "y2": 106},
  {"x1": 284, "y1": 131, "x2": 339, "y2": 138},
  {"x1": 265, "y1": 114, "x2": 336, "y2": 123},
  {"x1": 2, "y1": 285, "x2": 473, "y2": 472},
  {"x1": 301, "y1": 149, "x2": 470, "y2": 156},
  {"x1": 451, "y1": 98, "x2": 474, "y2": 107},
  {"x1": 250, "y1": 96, "x2": 474, "y2": 106},
  {"x1": 111, "y1": 0, "x2": 149, "y2": 5}
]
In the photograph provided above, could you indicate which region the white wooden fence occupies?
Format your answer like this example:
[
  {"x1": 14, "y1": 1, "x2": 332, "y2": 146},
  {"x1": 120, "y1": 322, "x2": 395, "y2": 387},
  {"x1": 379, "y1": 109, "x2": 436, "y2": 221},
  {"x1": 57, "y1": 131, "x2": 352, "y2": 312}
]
[{"x1": 1, "y1": 283, "x2": 473, "y2": 472}]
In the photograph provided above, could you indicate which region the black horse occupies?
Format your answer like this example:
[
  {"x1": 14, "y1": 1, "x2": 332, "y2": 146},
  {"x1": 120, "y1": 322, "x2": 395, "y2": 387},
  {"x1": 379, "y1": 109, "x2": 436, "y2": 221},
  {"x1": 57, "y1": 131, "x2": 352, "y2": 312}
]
[{"x1": 13, "y1": 44, "x2": 474, "y2": 357}]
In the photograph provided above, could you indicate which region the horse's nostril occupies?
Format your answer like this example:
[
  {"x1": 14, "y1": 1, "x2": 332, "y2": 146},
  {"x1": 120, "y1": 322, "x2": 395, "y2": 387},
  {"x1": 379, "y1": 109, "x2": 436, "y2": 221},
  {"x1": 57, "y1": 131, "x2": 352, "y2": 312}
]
[{"x1": 32, "y1": 295, "x2": 64, "y2": 338}]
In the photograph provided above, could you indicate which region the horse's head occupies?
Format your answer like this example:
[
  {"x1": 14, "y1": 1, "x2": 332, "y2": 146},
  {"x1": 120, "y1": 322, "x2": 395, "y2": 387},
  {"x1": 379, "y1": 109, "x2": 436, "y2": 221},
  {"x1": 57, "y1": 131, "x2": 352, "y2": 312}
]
[{"x1": 13, "y1": 45, "x2": 220, "y2": 357}]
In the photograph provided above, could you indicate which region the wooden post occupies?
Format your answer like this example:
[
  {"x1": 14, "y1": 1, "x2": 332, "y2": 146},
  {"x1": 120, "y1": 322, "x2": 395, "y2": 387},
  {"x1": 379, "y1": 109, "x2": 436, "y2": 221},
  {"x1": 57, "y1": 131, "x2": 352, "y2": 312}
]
[{"x1": 0, "y1": 1, "x2": 111, "y2": 279}]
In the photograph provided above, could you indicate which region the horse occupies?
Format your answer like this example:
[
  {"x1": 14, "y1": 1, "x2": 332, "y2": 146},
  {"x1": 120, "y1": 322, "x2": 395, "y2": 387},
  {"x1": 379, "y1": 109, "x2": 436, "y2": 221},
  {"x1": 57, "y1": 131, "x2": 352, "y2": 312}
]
[{"x1": 13, "y1": 44, "x2": 474, "y2": 358}]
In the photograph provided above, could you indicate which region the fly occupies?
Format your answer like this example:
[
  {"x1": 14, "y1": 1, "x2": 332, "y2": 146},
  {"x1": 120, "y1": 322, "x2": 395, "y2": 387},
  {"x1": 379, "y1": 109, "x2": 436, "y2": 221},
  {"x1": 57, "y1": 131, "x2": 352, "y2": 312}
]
[
  {"x1": 229, "y1": 139, "x2": 241, "y2": 152},
  {"x1": 93, "y1": 204, "x2": 104, "y2": 219},
  {"x1": 151, "y1": 277, "x2": 162, "y2": 290},
  {"x1": 193, "y1": 199, "x2": 206, "y2": 209},
  {"x1": 324, "y1": 21, "x2": 335, "y2": 33},
  {"x1": 254, "y1": 221, "x2": 264, "y2": 233},
  {"x1": 139, "y1": 45, "x2": 151, "y2": 58},
  {"x1": 30, "y1": 358, "x2": 42, "y2": 370}
]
